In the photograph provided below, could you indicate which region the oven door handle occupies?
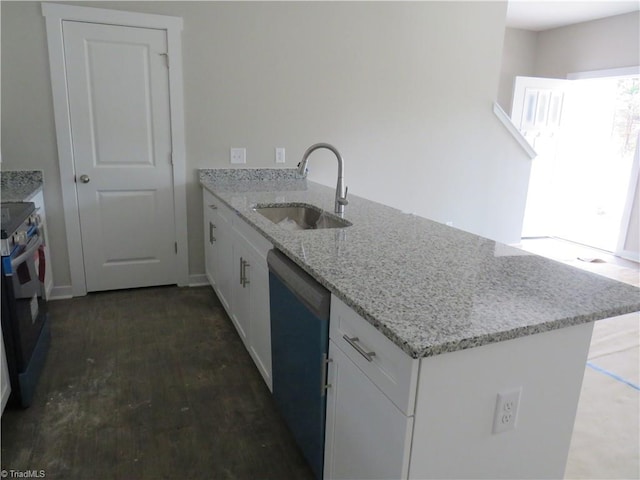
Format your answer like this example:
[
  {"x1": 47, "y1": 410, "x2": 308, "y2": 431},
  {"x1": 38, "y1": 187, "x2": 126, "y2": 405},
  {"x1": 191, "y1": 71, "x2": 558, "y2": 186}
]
[{"x1": 11, "y1": 234, "x2": 43, "y2": 270}]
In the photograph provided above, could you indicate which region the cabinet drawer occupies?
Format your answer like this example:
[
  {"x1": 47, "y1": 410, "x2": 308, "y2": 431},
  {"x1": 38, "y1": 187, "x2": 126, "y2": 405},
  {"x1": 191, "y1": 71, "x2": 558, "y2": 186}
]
[
  {"x1": 330, "y1": 296, "x2": 419, "y2": 416},
  {"x1": 234, "y1": 215, "x2": 272, "y2": 262},
  {"x1": 204, "y1": 189, "x2": 234, "y2": 222},
  {"x1": 203, "y1": 188, "x2": 216, "y2": 211}
]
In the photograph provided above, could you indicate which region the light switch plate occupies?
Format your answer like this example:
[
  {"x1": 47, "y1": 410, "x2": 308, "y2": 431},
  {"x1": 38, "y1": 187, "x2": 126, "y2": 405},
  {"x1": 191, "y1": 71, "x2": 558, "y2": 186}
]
[
  {"x1": 230, "y1": 148, "x2": 246, "y2": 164},
  {"x1": 275, "y1": 147, "x2": 286, "y2": 164}
]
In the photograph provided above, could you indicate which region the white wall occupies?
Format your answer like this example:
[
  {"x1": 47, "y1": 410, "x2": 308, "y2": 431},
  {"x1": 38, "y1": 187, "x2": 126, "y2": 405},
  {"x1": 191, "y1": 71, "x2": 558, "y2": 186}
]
[
  {"x1": 535, "y1": 11, "x2": 640, "y2": 79},
  {"x1": 497, "y1": 28, "x2": 537, "y2": 115},
  {"x1": 2, "y1": 1, "x2": 531, "y2": 290}
]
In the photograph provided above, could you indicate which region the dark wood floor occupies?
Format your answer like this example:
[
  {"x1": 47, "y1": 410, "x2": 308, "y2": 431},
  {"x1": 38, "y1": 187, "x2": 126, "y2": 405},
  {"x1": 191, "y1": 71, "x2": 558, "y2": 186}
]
[{"x1": 1, "y1": 286, "x2": 314, "y2": 480}]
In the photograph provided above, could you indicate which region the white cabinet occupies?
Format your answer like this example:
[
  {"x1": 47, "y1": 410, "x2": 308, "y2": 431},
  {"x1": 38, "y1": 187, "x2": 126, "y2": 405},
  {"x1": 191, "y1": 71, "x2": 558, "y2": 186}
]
[
  {"x1": 330, "y1": 296, "x2": 419, "y2": 416},
  {"x1": 324, "y1": 339, "x2": 413, "y2": 480},
  {"x1": 202, "y1": 188, "x2": 273, "y2": 390},
  {"x1": 324, "y1": 296, "x2": 418, "y2": 480},
  {"x1": 232, "y1": 216, "x2": 273, "y2": 390},
  {"x1": 325, "y1": 297, "x2": 595, "y2": 480},
  {"x1": 203, "y1": 195, "x2": 217, "y2": 287},
  {"x1": 213, "y1": 203, "x2": 234, "y2": 313},
  {"x1": 230, "y1": 235, "x2": 272, "y2": 388},
  {"x1": 230, "y1": 240, "x2": 251, "y2": 344},
  {"x1": 247, "y1": 257, "x2": 272, "y2": 387},
  {"x1": 202, "y1": 189, "x2": 233, "y2": 312}
]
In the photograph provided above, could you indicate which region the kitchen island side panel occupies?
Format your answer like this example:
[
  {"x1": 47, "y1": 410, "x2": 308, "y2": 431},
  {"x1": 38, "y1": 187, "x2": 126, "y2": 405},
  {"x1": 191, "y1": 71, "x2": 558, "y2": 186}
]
[{"x1": 409, "y1": 321, "x2": 594, "y2": 479}]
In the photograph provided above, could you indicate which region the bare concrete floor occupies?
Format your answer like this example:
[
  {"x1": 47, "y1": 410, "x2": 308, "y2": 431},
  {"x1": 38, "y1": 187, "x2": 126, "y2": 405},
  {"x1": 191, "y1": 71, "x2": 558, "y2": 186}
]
[
  {"x1": 1, "y1": 286, "x2": 314, "y2": 480},
  {"x1": 520, "y1": 238, "x2": 639, "y2": 479}
]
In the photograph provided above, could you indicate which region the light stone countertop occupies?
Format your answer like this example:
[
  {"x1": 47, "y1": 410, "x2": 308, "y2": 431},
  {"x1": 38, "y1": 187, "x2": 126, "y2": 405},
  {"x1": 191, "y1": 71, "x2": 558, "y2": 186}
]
[
  {"x1": 1, "y1": 170, "x2": 44, "y2": 202},
  {"x1": 200, "y1": 168, "x2": 640, "y2": 359}
]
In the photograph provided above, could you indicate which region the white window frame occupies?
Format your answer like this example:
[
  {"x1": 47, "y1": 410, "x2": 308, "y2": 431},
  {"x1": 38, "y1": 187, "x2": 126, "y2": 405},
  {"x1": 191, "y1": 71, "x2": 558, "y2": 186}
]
[{"x1": 42, "y1": 2, "x2": 189, "y2": 296}]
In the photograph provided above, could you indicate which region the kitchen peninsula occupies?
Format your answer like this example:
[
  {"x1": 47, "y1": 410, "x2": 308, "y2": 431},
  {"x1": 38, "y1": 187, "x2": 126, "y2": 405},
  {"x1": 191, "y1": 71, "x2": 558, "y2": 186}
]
[{"x1": 200, "y1": 168, "x2": 640, "y2": 479}]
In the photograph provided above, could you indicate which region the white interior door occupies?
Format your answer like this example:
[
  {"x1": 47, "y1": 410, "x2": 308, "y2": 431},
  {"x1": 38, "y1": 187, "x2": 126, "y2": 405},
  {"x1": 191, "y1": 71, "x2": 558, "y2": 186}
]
[{"x1": 63, "y1": 21, "x2": 176, "y2": 292}]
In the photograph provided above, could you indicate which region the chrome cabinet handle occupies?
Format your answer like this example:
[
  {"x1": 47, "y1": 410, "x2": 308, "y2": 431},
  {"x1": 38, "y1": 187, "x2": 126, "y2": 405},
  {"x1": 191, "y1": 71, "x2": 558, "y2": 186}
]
[
  {"x1": 79, "y1": 174, "x2": 90, "y2": 183},
  {"x1": 209, "y1": 222, "x2": 216, "y2": 244},
  {"x1": 321, "y1": 353, "x2": 333, "y2": 395},
  {"x1": 209, "y1": 204, "x2": 218, "y2": 210},
  {"x1": 343, "y1": 335, "x2": 376, "y2": 362},
  {"x1": 239, "y1": 257, "x2": 251, "y2": 287},
  {"x1": 242, "y1": 259, "x2": 250, "y2": 287}
]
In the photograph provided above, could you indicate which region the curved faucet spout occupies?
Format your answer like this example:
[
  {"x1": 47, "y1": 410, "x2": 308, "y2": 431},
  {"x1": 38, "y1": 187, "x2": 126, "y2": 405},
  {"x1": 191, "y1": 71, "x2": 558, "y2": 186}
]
[{"x1": 298, "y1": 143, "x2": 348, "y2": 214}]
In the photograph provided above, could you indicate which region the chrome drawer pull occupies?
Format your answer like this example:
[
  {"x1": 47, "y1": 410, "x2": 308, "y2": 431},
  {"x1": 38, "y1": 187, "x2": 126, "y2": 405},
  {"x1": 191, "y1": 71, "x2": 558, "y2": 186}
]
[
  {"x1": 343, "y1": 335, "x2": 376, "y2": 362},
  {"x1": 209, "y1": 204, "x2": 218, "y2": 210},
  {"x1": 209, "y1": 222, "x2": 216, "y2": 244}
]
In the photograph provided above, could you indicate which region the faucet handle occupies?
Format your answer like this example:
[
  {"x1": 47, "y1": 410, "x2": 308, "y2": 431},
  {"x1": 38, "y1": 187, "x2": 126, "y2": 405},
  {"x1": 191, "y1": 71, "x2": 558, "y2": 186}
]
[
  {"x1": 297, "y1": 161, "x2": 308, "y2": 176},
  {"x1": 338, "y1": 186, "x2": 349, "y2": 206}
]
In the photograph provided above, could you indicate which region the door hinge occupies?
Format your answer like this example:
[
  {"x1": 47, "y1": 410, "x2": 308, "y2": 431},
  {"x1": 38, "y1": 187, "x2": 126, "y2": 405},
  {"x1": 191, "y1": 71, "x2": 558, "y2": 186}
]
[
  {"x1": 159, "y1": 53, "x2": 169, "y2": 68},
  {"x1": 175, "y1": 242, "x2": 178, "y2": 254}
]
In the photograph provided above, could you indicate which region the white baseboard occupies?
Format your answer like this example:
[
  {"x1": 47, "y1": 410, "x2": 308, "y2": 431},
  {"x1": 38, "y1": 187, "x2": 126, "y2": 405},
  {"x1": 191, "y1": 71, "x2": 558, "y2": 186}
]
[
  {"x1": 48, "y1": 285, "x2": 73, "y2": 300},
  {"x1": 48, "y1": 278, "x2": 209, "y2": 299},
  {"x1": 189, "y1": 274, "x2": 209, "y2": 287},
  {"x1": 616, "y1": 249, "x2": 640, "y2": 263}
]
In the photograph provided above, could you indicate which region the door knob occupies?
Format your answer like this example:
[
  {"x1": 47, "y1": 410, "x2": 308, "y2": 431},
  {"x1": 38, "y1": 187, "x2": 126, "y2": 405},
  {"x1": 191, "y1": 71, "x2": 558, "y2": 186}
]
[{"x1": 79, "y1": 175, "x2": 90, "y2": 183}]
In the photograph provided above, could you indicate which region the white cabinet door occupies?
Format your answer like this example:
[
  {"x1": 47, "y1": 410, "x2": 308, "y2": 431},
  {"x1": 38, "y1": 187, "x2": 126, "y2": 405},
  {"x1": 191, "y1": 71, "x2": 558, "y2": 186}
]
[
  {"x1": 324, "y1": 340, "x2": 413, "y2": 480},
  {"x1": 214, "y1": 206, "x2": 233, "y2": 313},
  {"x1": 231, "y1": 241, "x2": 251, "y2": 346},
  {"x1": 248, "y1": 257, "x2": 272, "y2": 390},
  {"x1": 203, "y1": 192, "x2": 217, "y2": 288}
]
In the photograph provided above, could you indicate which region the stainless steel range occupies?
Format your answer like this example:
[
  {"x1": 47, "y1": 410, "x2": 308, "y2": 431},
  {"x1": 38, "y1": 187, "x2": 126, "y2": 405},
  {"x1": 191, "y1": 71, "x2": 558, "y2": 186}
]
[{"x1": 1, "y1": 201, "x2": 50, "y2": 408}]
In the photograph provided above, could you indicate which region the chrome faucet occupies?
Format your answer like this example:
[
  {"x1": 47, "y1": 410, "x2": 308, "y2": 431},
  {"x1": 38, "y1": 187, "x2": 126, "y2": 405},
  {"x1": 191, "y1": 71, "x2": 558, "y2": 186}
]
[{"x1": 297, "y1": 143, "x2": 348, "y2": 214}]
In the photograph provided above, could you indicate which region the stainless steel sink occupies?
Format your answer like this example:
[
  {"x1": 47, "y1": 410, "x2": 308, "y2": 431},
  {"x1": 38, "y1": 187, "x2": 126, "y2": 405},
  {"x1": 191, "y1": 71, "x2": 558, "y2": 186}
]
[{"x1": 253, "y1": 203, "x2": 352, "y2": 230}]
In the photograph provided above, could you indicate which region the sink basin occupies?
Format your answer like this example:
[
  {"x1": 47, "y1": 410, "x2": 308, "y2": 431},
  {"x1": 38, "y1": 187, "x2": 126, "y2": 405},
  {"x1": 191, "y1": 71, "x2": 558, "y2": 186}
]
[{"x1": 253, "y1": 203, "x2": 352, "y2": 230}]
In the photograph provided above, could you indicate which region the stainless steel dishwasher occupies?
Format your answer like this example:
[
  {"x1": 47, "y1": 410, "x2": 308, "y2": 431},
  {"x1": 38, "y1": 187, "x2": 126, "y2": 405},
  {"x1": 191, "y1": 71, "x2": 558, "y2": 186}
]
[{"x1": 267, "y1": 249, "x2": 331, "y2": 480}]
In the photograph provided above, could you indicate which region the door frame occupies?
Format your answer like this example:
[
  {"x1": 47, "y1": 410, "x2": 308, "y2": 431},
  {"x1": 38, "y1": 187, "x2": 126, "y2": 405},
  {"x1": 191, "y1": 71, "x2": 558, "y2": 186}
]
[
  {"x1": 568, "y1": 66, "x2": 640, "y2": 261},
  {"x1": 42, "y1": 3, "x2": 189, "y2": 296}
]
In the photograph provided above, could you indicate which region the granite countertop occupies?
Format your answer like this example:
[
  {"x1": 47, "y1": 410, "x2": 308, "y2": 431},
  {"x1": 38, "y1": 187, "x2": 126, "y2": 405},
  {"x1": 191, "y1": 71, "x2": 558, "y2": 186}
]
[
  {"x1": 0, "y1": 170, "x2": 44, "y2": 202},
  {"x1": 200, "y1": 169, "x2": 640, "y2": 359}
]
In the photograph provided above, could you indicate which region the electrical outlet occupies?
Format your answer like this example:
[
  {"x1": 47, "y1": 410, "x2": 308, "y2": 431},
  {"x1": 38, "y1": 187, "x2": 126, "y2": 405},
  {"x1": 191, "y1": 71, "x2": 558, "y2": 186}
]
[
  {"x1": 492, "y1": 387, "x2": 521, "y2": 434},
  {"x1": 275, "y1": 147, "x2": 286, "y2": 164},
  {"x1": 230, "y1": 147, "x2": 246, "y2": 164}
]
